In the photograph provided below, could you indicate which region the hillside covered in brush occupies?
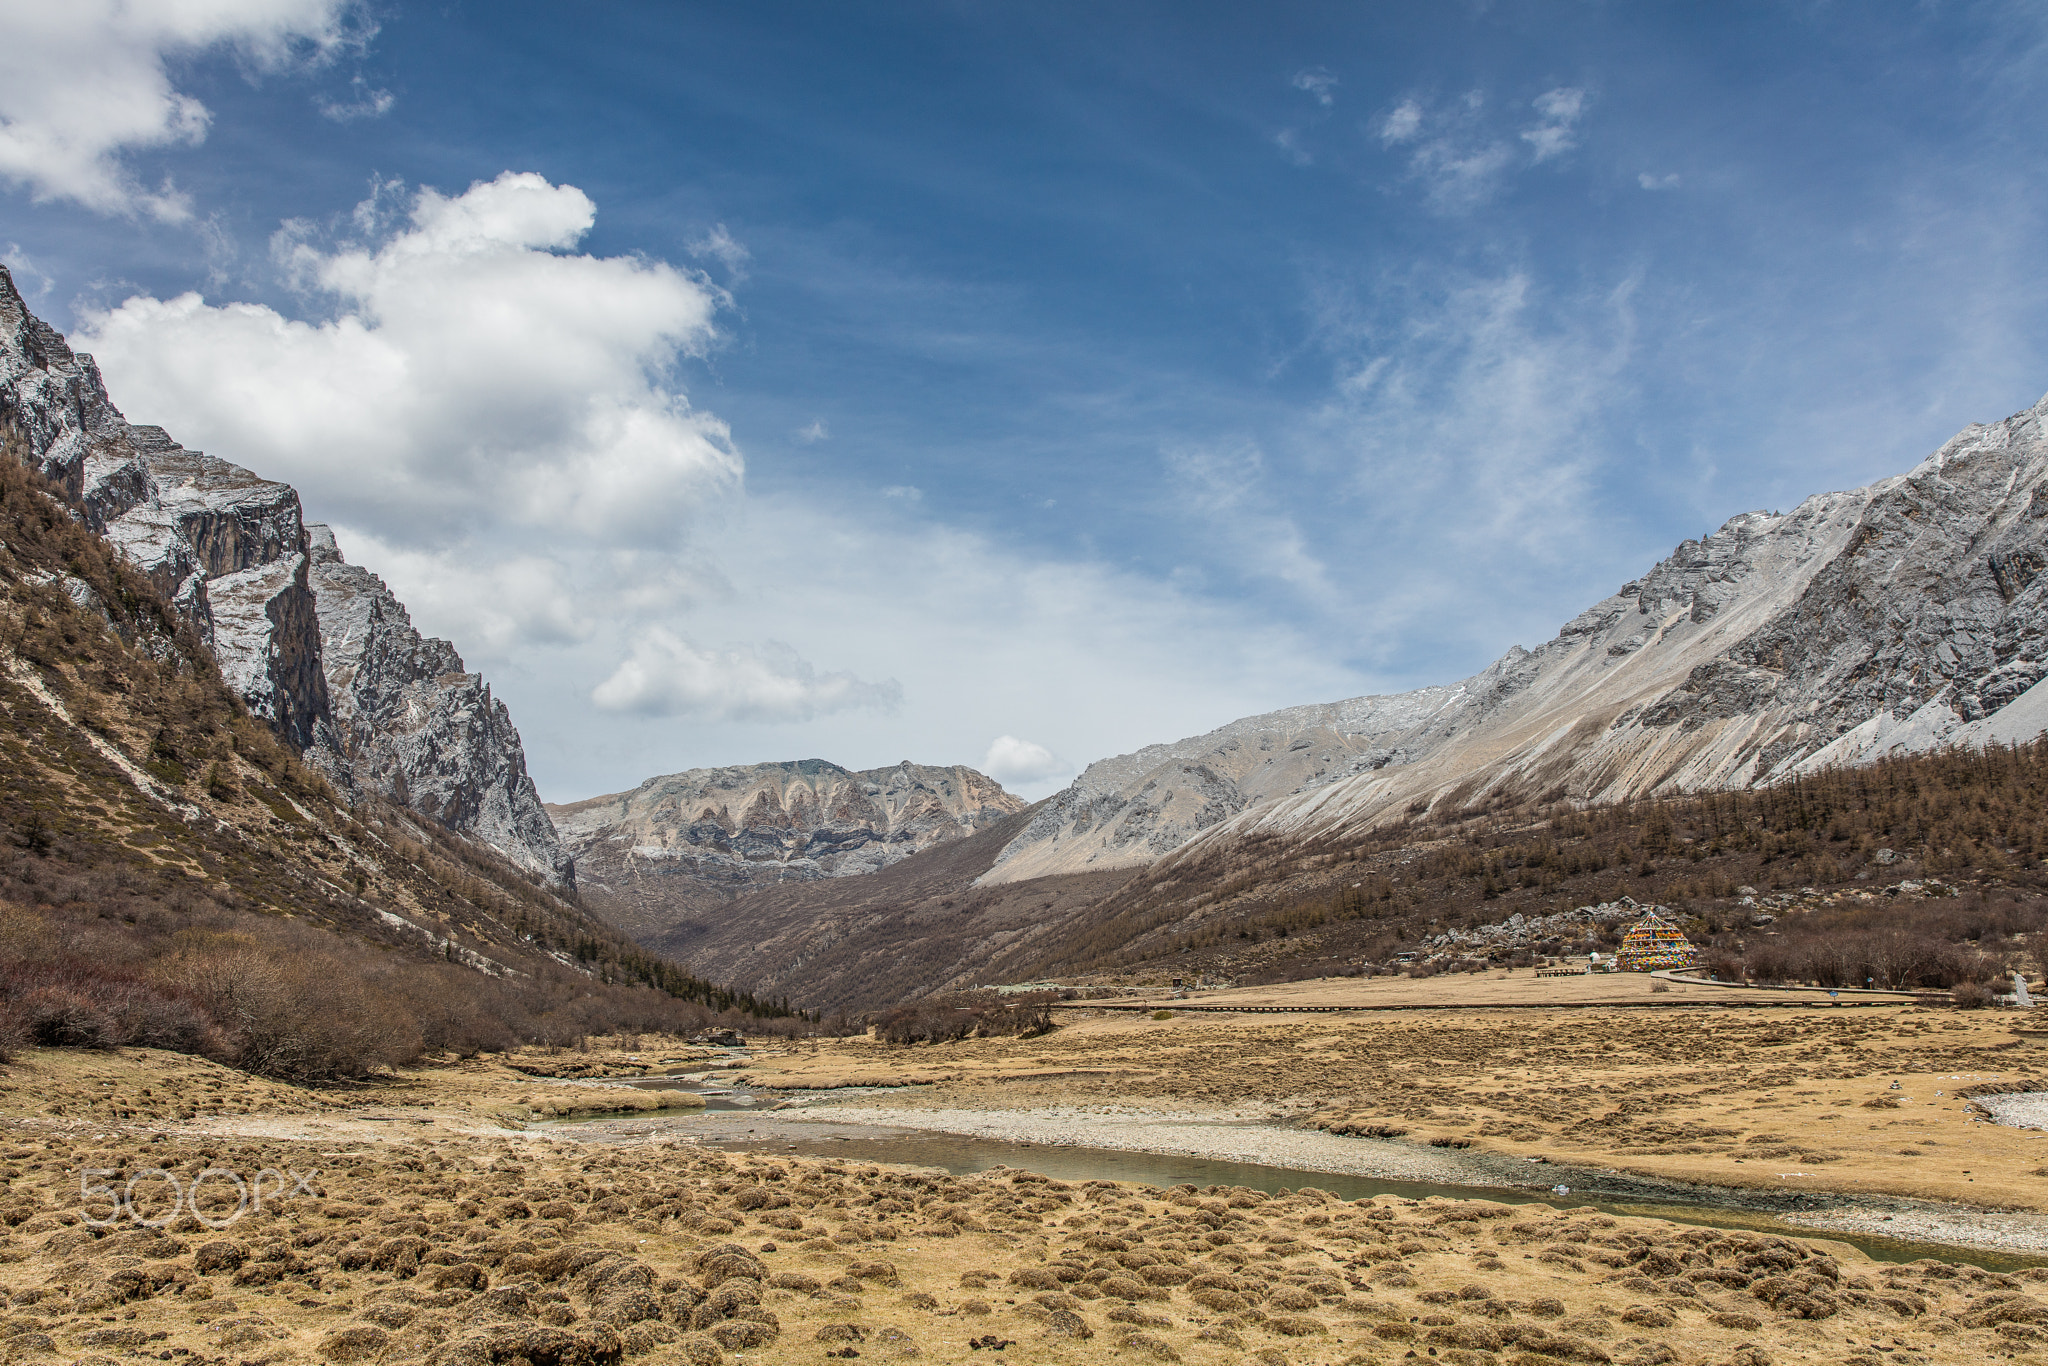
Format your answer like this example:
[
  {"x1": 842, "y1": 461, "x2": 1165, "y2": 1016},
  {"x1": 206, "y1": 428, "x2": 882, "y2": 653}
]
[
  {"x1": 666, "y1": 737, "x2": 2048, "y2": 1012},
  {"x1": 0, "y1": 436, "x2": 795, "y2": 1079},
  {"x1": 1035, "y1": 739, "x2": 2048, "y2": 991}
]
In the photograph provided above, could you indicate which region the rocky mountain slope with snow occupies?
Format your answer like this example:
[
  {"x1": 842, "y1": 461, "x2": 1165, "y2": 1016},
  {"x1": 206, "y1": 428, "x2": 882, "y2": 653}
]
[
  {"x1": 0, "y1": 265, "x2": 570, "y2": 884},
  {"x1": 548, "y1": 759, "x2": 1024, "y2": 936},
  {"x1": 986, "y1": 391, "x2": 2048, "y2": 885}
]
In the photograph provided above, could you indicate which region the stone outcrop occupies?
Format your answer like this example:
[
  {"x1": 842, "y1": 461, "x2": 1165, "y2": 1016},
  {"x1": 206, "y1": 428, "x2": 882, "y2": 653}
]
[
  {"x1": 985, "y1": 392, "x2": 2048, "y2": 884},
  {"x1": 0, "y1": 264, "x2": 568, "y2": 883},
  {"x1": 0, "y1": 274, "x2": 329, "y2": 746},
  {"x1": 549, "y1": 760, "x2": 1023, "y2": 936},
  {"x1": 305, "y1": 527, "x2": 571, "y2": 885}
]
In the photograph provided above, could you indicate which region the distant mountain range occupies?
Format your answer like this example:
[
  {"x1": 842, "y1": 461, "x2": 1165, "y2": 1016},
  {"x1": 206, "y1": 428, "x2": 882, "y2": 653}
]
[
  {"x1": 19, "y1": 252, "x2": 2048, "y2": 1015},
  {"x1": 605, "y1": 390, "x2": 2048, "y2": 1008},
  {"x1": 548, "y1": 759, "x2": 1023, "y2": 938}
]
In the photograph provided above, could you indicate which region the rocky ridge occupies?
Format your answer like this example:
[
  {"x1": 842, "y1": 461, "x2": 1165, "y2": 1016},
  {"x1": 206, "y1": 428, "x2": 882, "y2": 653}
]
[
  {"x1": 1422, "y1": 898, "x2": 1656, "y2": 954},
  {"x1": 986, "y1": 392, "x2": 2048, "y2": 884},
  {"x1": 550, "y1": 759, "x2": 1023, "y2": 937},
  {"x1": 0, "y1": 264, "x2": 569, "y2": 884},
  {"x1": 306, "y1": 526, "x2": 572, "y2": 884}
]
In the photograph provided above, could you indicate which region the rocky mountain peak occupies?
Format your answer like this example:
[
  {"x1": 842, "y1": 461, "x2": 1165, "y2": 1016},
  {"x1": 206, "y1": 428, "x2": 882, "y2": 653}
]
[
  {"x1": 983, "y1": 390, "x2": 2048, "y2": 885},
  {"x1": 0, "y1": 264, "x2": 569, "y2": 885},
  {"x1": 548, "y1": 759, "x2": 1025, "y2": 937}
]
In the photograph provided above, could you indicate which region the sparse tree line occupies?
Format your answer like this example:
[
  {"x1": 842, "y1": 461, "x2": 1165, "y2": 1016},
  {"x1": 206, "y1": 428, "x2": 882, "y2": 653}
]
[{"x1": 1030, "y1": 735, "x2": 2048, "y2": 996}]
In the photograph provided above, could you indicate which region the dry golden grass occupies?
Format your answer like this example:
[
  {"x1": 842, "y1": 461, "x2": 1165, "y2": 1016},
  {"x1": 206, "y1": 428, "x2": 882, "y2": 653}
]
[
  {"x1": 735, "y1": 1003, "x2": 2048, "y2": 1213},
  {"x1": 0, "y1": 1098, "x2": 2032, "y2": 1366}
]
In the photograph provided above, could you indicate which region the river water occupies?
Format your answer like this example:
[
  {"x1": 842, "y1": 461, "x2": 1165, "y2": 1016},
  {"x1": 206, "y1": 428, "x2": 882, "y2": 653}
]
[{"x1": 545, "y1": 1073, "x2": 2047, "y2": 1274}]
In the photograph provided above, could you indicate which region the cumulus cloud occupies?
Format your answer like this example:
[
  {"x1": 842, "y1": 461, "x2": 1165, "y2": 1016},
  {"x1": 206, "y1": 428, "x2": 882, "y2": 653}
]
[
  {"x1": 326, "y1": 526, "x2": 594, "y2": 653},
  {"x1": 982, "y1": 735, "x2": 1070, "y2": 788},
  {"x1": 80, "y1": 171, "x2": 740, "y2": 546},
  {"x1": 591, "y1": 630, "x2": 903, "y2": 722},
  {"x1": 0, "y1": 0, "x2": 359, "y2": 219},
  {"x1": 1521, "y1": 87, "x2": 1587, "y2": 162},
  {"x1": 1291, "y1": 68, "x2": 1338, "y2": 108}
]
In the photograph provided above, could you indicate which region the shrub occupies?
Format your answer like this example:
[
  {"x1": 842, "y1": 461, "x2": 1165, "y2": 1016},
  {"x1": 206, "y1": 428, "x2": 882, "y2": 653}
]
[
  {"x1": 1952, "y1": 981, "x2": 1994, "y2": 1010},
  {"x1": 870, "y1": 992, "x2": 1056, "y2": 1045}
]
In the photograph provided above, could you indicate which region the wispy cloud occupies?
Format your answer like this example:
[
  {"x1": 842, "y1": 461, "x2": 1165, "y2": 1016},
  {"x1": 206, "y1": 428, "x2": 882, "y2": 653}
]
[
  {"x1": 316, "y1": 75, "x2": 395, "y2": 122},
  {"x1": 1520, "y1": 87, "x2": 1587, "y2": 162},
  {"x1": 1292, "y1": 67, "x2": 1338, "y2": 108},
  {"x1": 1638, "y1": 172, "x2": 1680, "y2": 190},
  {"x1": 1162, "y1": 441, "x2": 1339, "y2": 609},
  {"x1": 689, "y1": 222, "x2": 751, "y2": 281},
  {"x1": 1302, "y1": 266, "x2": 1641, "y2": 659},
  {"x1": 1377, "y1": 99, "x2": 1424, "y2": 145},
  {"x1": 1374, "y1": 87, "x2": 1591, "y2": 212},
  {"x1": 797, "y1": 418, "x2": 830, "y2": 443}
]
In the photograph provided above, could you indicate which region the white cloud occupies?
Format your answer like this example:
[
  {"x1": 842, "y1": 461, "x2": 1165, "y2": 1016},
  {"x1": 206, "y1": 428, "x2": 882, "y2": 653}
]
[
  {"x1": 689, "y1": 222, "x2": 751, "y2": 281},
  {"x1": 881, "y1": 485, "x2": 923, "y2": 502},
  {"x1": 0, "y1": 0, "x2": 359, "y2": 219},
  {"x1": 1376, "y1": 87, "x2": 1588, "y2": 212},
  {"x1": 1306, "y1": 267, "x2": 1639, "y2": 657},
  {"x1": 1292, "y1": 68, "x2": 1338, "y2": 109},
  {"x1": 1162, "y1": 441, "x2": 1337, "y2": 607},
  {"x1": 326, "y1": 526, "x2": 594, "y2": 653},
  {"x1": 591, "y1": 630, "x2": 903, "y2": 723},
  {"x1": 316, "y1": 74, "x2": 393, "y2": 122},
  {"x1": 1410, "y1": 139, "x2": 1514, "y2": 211},
  {"x1": 797, "y1": 418, "x2": 830, "y2": 443},
  {"x1": 1274, "y1": 128, "x2": 1313, "y2": 168},
  {"x1": 80, "y1": 171, "x2": 741, "y2": 546},
  {"x1": 982, "y1": 735, "x2": 1070, "y2": 788},
  {"x1": 1378, "y1": 100, "x2": 1423, "y2": 145},
  {"x1": 1638, "y1": 171, "x2": 1680, "y2": 190},
  {"x1": 1521, "y1": 87, "x2": 1587, "y2": 162}
]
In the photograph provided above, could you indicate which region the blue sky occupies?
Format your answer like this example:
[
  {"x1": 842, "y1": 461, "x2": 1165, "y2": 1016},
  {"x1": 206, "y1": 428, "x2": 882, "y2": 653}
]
[{"x1": 7, "y1": 2, "x2": 2048, "y2": 801}]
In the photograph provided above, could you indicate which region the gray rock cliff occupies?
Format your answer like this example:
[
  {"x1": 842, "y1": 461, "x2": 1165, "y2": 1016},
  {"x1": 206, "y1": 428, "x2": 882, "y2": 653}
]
[
  {"x1": 305, "y1": 527, "x2": 571, "y2": 885},
  {"x1": 0, "y1": 263, "x2": 568, "y2": 883}
]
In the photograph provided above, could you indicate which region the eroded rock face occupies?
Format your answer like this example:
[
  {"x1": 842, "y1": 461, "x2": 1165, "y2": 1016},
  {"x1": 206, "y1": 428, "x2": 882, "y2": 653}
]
[
  {"x1": 985, "y1": 393, "x2": 2048, "y2": 884},
  {"x1": 550, "y1": 760, "x2": 1023, "y2": 933},
  {"x1": 0, "y1": 264, "x2": 568, "y2": 883},
  {"x1": 0, "y1": 271, "x2": 329, "y2": 747},
  {"x1": 304, "y1": 527, "x2": 571, "y2": 886}
]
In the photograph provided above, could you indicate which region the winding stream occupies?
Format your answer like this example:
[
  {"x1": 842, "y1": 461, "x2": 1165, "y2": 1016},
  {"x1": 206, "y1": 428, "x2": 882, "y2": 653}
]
[{"x1": 540, "y1": 1069, "x2": 2048, "y2": 1274}]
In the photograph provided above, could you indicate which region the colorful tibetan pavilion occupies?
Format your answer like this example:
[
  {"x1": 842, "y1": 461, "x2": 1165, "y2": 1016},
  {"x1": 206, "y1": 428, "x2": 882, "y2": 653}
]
[{"x1": 1616, "y1": 910, "x2": 1699, "y2": 971}]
